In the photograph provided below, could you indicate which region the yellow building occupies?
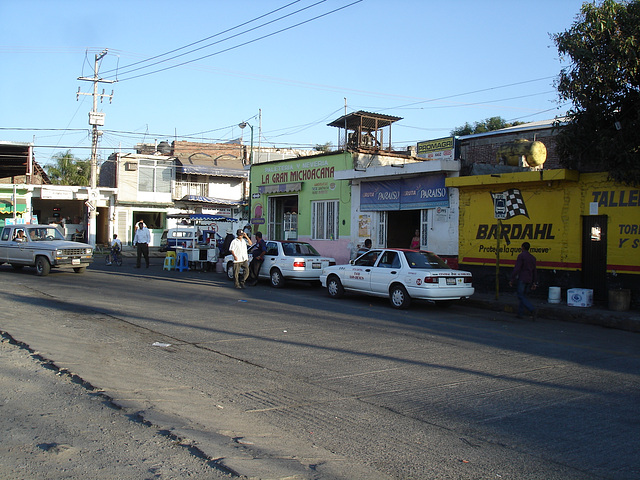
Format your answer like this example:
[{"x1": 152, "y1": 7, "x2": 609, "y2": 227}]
[{"x1": 446, "y1": 170, "x2": 640, "y2": 299}]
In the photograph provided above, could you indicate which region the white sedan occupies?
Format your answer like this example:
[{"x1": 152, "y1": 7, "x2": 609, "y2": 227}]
[
  {"x1": 320, "y1": 248, "x2": 474, "y2": 309},
  {"x1": 225, "y1": 240, "x2": 336, "y2": 288}
]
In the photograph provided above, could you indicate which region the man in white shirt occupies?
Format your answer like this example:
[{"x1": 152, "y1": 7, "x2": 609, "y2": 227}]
[
  {"x1": 133, "y1": 221, "x2": 151, "y2": 268},
  {"x1": 229, "y1": 228, "x2": 252, "y2": 288}
]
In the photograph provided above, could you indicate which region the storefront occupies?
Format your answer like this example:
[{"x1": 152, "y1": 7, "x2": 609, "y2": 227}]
[
  {"x1": 446, "y1": 170, "x2": 640, "y2": 298},
  {"x1": 249, "y1": 152, "x2": 352, "y2": 263},
  {"x1": 336, "y1": 153, "x2": 462, "y2": 264}
]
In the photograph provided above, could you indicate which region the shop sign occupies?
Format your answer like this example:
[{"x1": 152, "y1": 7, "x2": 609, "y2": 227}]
[
  {"x1": 41, "y1": 187, "x2": 74, "y2": 200},
  {"x1": 417, "y1": 137, "x2": 455, "y2": 161},
  {"x1": 361, "y1": 175, "x2": 448, "y2": 211}
]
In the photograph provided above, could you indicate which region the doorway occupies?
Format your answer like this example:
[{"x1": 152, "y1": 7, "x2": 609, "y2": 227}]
[
  {"x1": 581, "y1": 215, "x2": 607, "y2": 300},
  {"x1": 268, "y1": 195, "x2": 299, "y2": 240},
  {"x1": 386, "y1": 210, "x2": 420, "y2": 248}
]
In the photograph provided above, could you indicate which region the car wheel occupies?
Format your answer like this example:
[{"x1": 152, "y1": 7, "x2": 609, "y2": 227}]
[
  {"x1": 270, "y1": 268, "x2": 285, "y2": 288},
  {"x1": 226, "y1": 262, "x2": 235, "y2": 281},
  {"x1": 389, "y1": 284, "x2": 411, "y2": 309},
  {"x1": 73, "y1": 266, "x2": 86, "y2": 274},
  {"x1": 326, "y1": 275, "x2": 344, "y2": 298},
  {"x1": 35, "y1": 257, "x2": 51, "y2": 276}
]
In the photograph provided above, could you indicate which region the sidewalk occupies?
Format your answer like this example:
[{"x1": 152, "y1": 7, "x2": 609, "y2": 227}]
[
  {"x1": 119, "y1": 247, "x2": 640, "y2": 332},
  {"x1": 466, "y1": 290, "x2": 640, "y2": 333}
]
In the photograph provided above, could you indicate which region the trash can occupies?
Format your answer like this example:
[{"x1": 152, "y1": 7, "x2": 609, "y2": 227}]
[
  {"x1": 548, "y1": 286, "x2": 561, "y2": 304},
  {"x1": 608, "y1": 289, "x2": 631, "y2": 312}
]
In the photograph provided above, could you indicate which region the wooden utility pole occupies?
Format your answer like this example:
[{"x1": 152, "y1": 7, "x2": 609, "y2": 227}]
[{"x1": 77, "y1": 49, "x2": 115, "y2": 246}]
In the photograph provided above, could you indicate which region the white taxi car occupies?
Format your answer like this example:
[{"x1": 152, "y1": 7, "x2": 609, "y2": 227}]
[
  {"x1": 320, "y1": 248, "x2": 474, "y2": 309},
  {"x1": 225, "y1": 240, "x2": 336, "y2": 288}
]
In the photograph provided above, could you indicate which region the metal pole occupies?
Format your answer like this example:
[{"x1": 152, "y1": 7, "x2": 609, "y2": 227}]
[{"x1": 496, "y1": 219, "x2": 501, "y2": 300}]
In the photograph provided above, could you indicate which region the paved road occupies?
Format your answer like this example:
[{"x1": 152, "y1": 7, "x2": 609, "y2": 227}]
[{"x1": 1, "y1": 261, "x2": 638, "y2": 479}]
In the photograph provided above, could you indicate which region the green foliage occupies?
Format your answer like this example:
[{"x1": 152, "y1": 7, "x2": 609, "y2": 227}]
[
  {"x1": 553, "y1": 0, "x2": 640, "y2": 185},
  {"x1": 45, "y1": 150, "x2": 91, "y2": 186},
  {"x1": 450, "y1": 117, "x2": 525, "y2": 136},
  {"x1": 314, "y1": 142, "x2": 333, "y2": 152}
]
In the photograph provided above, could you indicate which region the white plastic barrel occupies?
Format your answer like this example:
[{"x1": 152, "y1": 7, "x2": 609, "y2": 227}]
[{"x1": 548, "y1": 286, "x2": 561, "y2": 304}]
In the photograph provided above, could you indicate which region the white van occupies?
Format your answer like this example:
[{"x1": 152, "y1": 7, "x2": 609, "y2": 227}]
[{"x1": 159, "y1": 226, "x2": 198, "y2": 252}]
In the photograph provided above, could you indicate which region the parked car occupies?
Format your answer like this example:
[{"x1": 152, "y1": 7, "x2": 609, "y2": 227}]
[
  {"x1": 0, "y1": 224, "x2": 93, "y2": 276},
  {"x1": 320, "y1": 248, "x2": 474, "y2": 309},
  {"x1": 224, "y1": 240, "x2": 336, "y2": 288}
]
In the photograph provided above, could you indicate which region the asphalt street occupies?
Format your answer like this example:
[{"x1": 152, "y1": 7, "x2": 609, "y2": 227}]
[{"x1": 0, "y1": 259, "x2": 638, "y2": 479}]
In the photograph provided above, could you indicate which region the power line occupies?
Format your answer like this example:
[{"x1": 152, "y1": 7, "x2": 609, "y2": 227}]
[
  {"x1": 113, "y1": 0, "x2": 363, "y2": 82},
  {"x1": 100, "y1": 0, "x2": 307, "y2": 78}
]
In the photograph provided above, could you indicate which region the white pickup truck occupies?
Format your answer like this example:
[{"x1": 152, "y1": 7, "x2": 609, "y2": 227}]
[{"x1": 0, "y1": 224, "x2": 93, "y2": 276}]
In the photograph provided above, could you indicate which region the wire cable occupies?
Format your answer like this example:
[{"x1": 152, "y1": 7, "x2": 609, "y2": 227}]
[
  {"x1": 100, "y1": 0, "x2": 305, "y2": 77},
  {"x1": 113, "y1": 1, "x2": 362, "y2": 82}
]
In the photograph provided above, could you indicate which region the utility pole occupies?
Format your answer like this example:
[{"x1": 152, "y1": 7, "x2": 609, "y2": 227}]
[{"x1": 77, "y1": 49, "x2": 115, "y2": 246}]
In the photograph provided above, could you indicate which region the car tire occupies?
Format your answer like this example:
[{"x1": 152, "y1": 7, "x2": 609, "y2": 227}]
[
  {"x1": 226, "y1": 262, "x2": 235, "y2": 281},
  {"x1": 326, "y1": 275, "x2": 344, "y2": 298},
  {"x1": 389, "y1": 284, "x2": 411, "y2": 309},
  {"x1": 73, "y1": 266, "x2": 86, "y2": 274},
  {"x1": 35, "y1": 257, "x2": 51, "y2": 276},
  {"x1": 270, "y1": 268, "x2": 285, "y2": 288}
]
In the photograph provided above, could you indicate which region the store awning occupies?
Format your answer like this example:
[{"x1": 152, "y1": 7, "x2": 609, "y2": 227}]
[
  {"x1": 0, "y1": 199, "x2": 27, "y2": 214},
  {"x1": 189, "y1": 214, "x2": 238, "y2": 222},
  {"x1": 181, "y1": 195, "x2": 245, "y2": 206},
  {"x1": 258, "y1": 182, "x2": 302, "y2": 194}
]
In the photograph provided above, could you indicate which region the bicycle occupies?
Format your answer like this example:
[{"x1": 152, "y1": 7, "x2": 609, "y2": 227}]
[{"x1": 105, "y1": 248, "x2": 123, "y2": 266}]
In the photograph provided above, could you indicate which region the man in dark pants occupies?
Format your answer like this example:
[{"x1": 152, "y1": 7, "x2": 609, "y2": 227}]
[
  {"x1": 509, "y1": 241, "x2": 538, "y2": 319},
  {"x1": 133, "y1": 221, "x2": 151, "y2": 268},
  {"x1": 248, "y1": 231, "x2": 267, "y2": 286}
]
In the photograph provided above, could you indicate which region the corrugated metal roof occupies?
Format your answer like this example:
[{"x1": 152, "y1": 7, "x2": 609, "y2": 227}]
[{"x1": 327, "y1": 110, "x2": 402, "y2": 130}]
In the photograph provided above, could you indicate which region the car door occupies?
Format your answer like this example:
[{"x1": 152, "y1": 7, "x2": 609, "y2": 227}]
[
  {"x1": 342, "y1": 249, "x2": 380, "y2": 291},
  {"x1": 261, "y1": 241, "x2": 279, "y2": 277},
  {"x1": 6, "y1": 227, "x2": 30, "y2": 264},
  {"x1": 369, "y1": 251, "x2": 401, "y2": 294},
  {"x1": 0, "y1": 227, "x2": 12, "y2": 263}
]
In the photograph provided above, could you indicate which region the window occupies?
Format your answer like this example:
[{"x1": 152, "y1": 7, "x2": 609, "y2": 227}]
[
  {"x1": 355, "y1": 250, "x2": 379, "y2": 267},
  {"x1": 378, "y1": 251, "x2": 400, "y2": 268},
  {"x1": 138, "y1": 159, "x2": 173, "y2": 193},
  {"x1": 312, "y1": 200, "x2": 339, "y2": 240}
]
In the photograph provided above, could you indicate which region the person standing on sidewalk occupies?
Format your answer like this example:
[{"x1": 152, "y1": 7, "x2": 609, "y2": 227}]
[
  {"x1": 509, "y1": 241, "x2": 538, "y2": 319},
  {"x1": 133, "y1": 221, "x2": 151, "y2": 269},
  {"x1": 229, "y1": 229, "x2": 252, "y2": 288}
]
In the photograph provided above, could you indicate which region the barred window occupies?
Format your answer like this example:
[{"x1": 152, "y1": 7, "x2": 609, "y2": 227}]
[{"x1": 311, "y1": 200, "x2": 339, "y2": 240}]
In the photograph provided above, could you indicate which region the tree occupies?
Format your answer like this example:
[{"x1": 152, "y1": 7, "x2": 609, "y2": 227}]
[
  {"x1": 553, "y1": 0, "x2": 640, "y2": 185},
  {"x1": 46, "y1": 150, "x2": 91, "y2": 186},
  {"x1": 314, "y1": 142, "x2": 333, "y2": 153},
  {"x1": 450, "y1": 116, "x2": 524, "y2": 136}
]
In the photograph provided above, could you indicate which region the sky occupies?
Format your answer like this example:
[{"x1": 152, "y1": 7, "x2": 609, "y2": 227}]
[{"x1": 1, "y1": 0, "x2": 586, "y2": 167}]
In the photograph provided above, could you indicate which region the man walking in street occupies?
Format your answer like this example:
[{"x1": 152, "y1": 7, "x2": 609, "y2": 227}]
[
  {"x1": 248, "y1": 231, "x2": 267, "y2": 286},
  {"x1": 509, "y1": 241, "x2": 538, "y2": 319},
  {"x1": 229, "y1": 229, "x2": 252, "y2": 288},
  {"x1": 133, "y1": 221, "x2": 151, "y2": 268}
]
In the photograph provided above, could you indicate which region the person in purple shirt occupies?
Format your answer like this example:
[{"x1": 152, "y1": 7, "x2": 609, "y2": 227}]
[
  {"x1": 509, "y1": 242, "x2": 538, "y2": 319},
  {"x1": 247, "y1": 231, "x2": 267, "y2": 286}
]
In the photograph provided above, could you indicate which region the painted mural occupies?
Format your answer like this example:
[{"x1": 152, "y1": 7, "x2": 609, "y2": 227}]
[{"x1": 452, "y1": 171, "x2": 640, "y2": 274}]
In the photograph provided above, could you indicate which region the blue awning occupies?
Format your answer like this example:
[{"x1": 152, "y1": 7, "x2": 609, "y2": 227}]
[
  {"x1": 182, "y1": 195, "x2": 245, "y2": 206},
  {"x1": 189, "y1": 214, "x2": 237, "y2": 222}
]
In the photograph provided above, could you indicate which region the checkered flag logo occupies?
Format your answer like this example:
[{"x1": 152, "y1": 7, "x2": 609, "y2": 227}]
[{"x1": 491, "y1": 188, "x2": 529, "y2": 219}]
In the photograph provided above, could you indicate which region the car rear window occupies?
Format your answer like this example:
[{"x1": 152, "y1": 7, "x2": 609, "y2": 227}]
[
  {"x1": 404, "y1": 251, "x2": 450, "y2": 269},
  {"x1": 282, "y1": 242, "x2": 319, "y2": 256}
]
